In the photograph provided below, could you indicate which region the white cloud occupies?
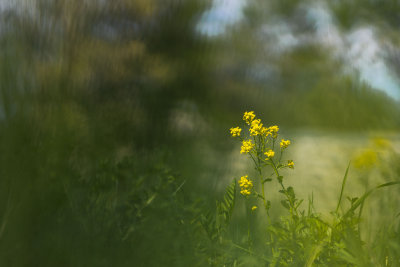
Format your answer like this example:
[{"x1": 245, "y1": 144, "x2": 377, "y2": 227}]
[
  {"x1": 306, "y1": 3, "x2": 400, "y2": 99},
  {"x1": 197, "y1": 0, "x2": 247, "y2": 36}
]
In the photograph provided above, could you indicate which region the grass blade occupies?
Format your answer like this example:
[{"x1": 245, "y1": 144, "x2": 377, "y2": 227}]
[
  {"x1": 343, "y1": 181, "x2": 400, "y2": 219},
  {"x1": 336, "y1": 162, "x2": 351, "y2": 214}
]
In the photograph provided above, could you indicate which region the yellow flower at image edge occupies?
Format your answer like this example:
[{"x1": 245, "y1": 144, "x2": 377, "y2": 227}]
[
  {"x1": 280, "y1": 139, "x2": 291, "y2": 149},
  {"x1": 240, "y1": 140, "x2": 254, "y2": 154},
  {"x1": 239, "y1": 175, "x2": 253, "y2": 196},
  {"x1": 264, "y1": 149, "x2": 275, "y2": 160},
  {"x1": 288, "y1": 160, "x2": 294, "y2": 169},
  {"x1": 251, "y1": 206, "x2": 257, "y2": 211},
  {"x1": 230, "y1": 127, "x2": 242, "y2": 137},
  {"x1": 243, "y1": 111, "x2": 256, "y2": 125}
]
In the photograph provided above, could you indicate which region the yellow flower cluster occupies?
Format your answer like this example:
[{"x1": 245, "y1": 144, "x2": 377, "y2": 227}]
[
  {"x1": 243, "y1": 111, "x2": 279, "y2": 138},
  {"x1": 243, "y1": 111, "x2": 256, "y2": 125},
  {"x1": 239, "y1": 175, "x2": 253, "y2": 196},
  {"x1": 288, "y1": 160, "x2": 294, "y2": 169},
  {"x1": 264, "y1": 149, "x2": 275, "y2": 160},
  {"x1": 280, "y1": 139, "x2": 291, "y2": 149},
  {"x1": 250, "y1": 119, "x2": 263, "y2": 136},
  {"x1": 251, "y1": 206, "x2": 257, "y2": 211},
  {"x1": 234, "y1": 112, "x2": 294, "y2": 170},
  {"x1": 230, "y1": 127, "x2": 242, "y2": 137},
  {"x1": 240, "y1": 140, "x2": 254, "y2": 154},
  {"x1": 269, "y1": 125, "x2": 279, "y2": 138},
  {"x1": 261, "y1": 127, "x2": 270, "y2": 136}
]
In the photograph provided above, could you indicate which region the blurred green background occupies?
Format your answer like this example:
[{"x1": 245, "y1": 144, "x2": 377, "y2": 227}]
[{"x1": 0, "y1": 0, "x2": 399, "y2": 266}]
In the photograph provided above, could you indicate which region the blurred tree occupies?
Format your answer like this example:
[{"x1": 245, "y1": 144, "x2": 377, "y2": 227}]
[{"x1": 0, "y1": 0, "x2": 214, "y2": 265}]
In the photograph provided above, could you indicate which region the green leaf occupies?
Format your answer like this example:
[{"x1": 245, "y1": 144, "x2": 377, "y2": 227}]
[
  {"x1": 266, "y1": 200, "x2": 271, "y2": 210},
  {"x1": 218, "y1": 178, "x2": 237, "y2": 226},
  {"x1": 287, "y1": 186, "x2": 295, "y2": 200},
  {"x1": 263, "y1": 178, "x2": 272, "y2": 184},
  {"x1": 281, "y1": 200, "x2": 290, "y2": 210}
]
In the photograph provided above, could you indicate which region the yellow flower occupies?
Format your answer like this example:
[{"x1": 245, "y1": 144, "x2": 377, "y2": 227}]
[
  {"x1": 251, "y1": 206, "x2": 257, "y2": 211},
  {"x1": 264, "y1": 149, "x2": 275, "y2": 160},
  {"x1": 240, "y1": 189, "x2": 251, "y2": 196},
  {"x1": 280, "y1": 139, "x2": 291, "y2": 149},
  {"x1": 372, "y1": 137, "x2": 391, "y2": 149},
  {"x1": 239, "y1": 175, "x2": 253, "y2": 188},
  {"x1": 261, "y1": 127, "x2": 271, "y2": 136},
  {"x1": 240, "y1": 140, "x2": 254, "y2": 154},
  {"x1": 288, "y1": 160, "x2": 294, "y2": 169},
  {"x1": 239, "y1": 175, "x2": 253, "y2": 196},
  {"x1": 230, "y1": 127, "x2": 242, "y2": 137},
  {"x1": 243, "y1": 111, "x2": 256, "y2": 125},
  {"x1": 353, "y1": 150, "x2": 377, "y2": 169},
  {"x1": 269, "y1": 125, "x2": 279, "y2": 138},
  {"x1": 250, "y1": 119, "x2": 263, "y2": 136}
]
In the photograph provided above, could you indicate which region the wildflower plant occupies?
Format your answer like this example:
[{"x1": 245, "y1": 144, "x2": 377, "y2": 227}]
[
  {"x1": 230, "y1": 111, "x2": 296, "y2": 217},
  {"x1": 197, "y1": 110, "x2": 400, "y2": 266}
]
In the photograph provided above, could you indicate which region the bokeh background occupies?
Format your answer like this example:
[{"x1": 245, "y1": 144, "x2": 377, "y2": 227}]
[{"x1": 0, "y1": 0, "x2": 399, "y2": 266}]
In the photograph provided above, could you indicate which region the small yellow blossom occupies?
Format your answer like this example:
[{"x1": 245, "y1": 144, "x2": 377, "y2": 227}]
[
  {"x1": 372, "y1": 137, "x2": 391, "y2": 149},
  {"x1": 251, "y1": 206, "x2": 257, "y2": 211},
  {"x1": 261, "y1": 127, "x2": 271, "y2": 136},
  {"x1": 239, "y1": 175, "x2": 253, "y2": 188},
  {"x1": 353, "y1": 150, "x2": 377, "y2": 169},
  {"x1": 230, "y1": 127, "x2": 242, "y2": 137},
  {"x1": 288, "y1": 160, "x2": 294, "y2": 169},
  {"x1": 250, "y1": 119, "x2": 263, "y2": 136},
  {"x1": 280, "y1": 139, "x2": 291, "y2": 149},
  {"x1": 240, "y1": 189, "x2": 251, "y2": 196},
  {"x1": 240, "y1": 140, "x2": 254, "y2": 154},
  {"x1": 239, "y1": 175, "x2": 253, "y2": 196},
  {"x1": 269, "y1": 125, "x2": 279, "y2": 138},
  {"x1": 264, "y1": 149, "x2": 275, "y2": 160},
  {"x1": 243, "y1": 111, "x2": 256, "y2": 125}
]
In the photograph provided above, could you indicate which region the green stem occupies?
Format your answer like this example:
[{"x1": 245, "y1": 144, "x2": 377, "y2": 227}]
[
  {"x1": 271, "y1": 159, "x2": 298, "y2": 217},
  {"x1": 245, "y1": 201, "x2": 252, "y2": 249},
  {"x1": 279, "y1": 149, "x2": 284, "y2": 165}
]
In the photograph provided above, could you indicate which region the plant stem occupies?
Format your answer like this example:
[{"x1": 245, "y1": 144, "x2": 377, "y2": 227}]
[{"x1": 271, "y1": 159, "x2": 298, "y2": 217}]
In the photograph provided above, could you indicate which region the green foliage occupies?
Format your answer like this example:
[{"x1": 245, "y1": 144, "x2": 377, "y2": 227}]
[
  {"x1": 64, "y1": 155, "x2": 178, "y2": 241},
  {"x1": 197, "y1": 179, "x2": 238, "y2": 266},
  {"x1": 194, "y1": 112, "x2": 400, "y2": 266}
]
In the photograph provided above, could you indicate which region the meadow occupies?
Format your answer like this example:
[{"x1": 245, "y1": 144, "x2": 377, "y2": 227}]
[
  {"x1": 194, "y1": 111, "x2": 400, "y2": 266},
  {"x1": 1, "y1": 1, "x2": 400, "y2": 266}
]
